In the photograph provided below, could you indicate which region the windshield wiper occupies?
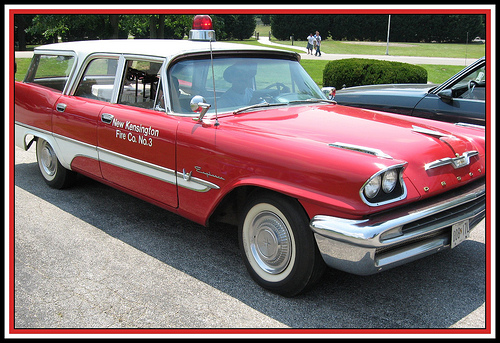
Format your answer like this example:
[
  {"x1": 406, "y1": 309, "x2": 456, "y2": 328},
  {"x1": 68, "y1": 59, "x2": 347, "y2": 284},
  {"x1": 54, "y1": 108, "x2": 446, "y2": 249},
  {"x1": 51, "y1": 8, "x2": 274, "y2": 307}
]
[
  {"x1": 287, "y1": 98, "x2": 337, "y2": 105},
  {"x1": 233, "y1": 101, "x2": 288, "y2": 114},
  {"x1": 233, "y1": 98, "x2": 335, "y2": 114}
]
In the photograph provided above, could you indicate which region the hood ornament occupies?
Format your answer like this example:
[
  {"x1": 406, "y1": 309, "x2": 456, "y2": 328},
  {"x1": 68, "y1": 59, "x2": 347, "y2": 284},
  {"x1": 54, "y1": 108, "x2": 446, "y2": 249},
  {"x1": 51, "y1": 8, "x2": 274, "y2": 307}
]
[{"x1": 425, "y1": 151, "x2": 479, "y2": 170}]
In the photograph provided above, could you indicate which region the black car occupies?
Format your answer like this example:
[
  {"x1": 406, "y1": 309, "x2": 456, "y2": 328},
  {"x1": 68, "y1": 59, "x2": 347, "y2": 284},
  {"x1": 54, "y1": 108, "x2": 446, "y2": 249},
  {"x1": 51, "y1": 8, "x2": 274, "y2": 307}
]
[{"x1": 332, "y1": 57, "x2": 486, "y2": 127}]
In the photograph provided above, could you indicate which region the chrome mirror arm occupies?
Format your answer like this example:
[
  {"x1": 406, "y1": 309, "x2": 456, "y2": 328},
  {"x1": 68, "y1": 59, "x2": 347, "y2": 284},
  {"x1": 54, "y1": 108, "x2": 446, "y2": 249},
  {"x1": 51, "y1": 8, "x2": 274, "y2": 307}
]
[{"x1": 190, "y1": 95, "x2": 211, "y2": 122}]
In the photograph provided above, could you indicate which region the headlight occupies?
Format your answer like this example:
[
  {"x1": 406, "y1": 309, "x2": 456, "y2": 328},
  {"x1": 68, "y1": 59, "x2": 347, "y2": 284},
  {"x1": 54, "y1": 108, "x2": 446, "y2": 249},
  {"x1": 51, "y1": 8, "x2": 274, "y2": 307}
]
[
  {"x1": 360, "y1": 164, "x2": 407, "y2": 206},
  {"x1": 382, "y1": 169, "x2": 398, "y2": 193},
  {"x1": 364, "y1": 174, "x2": 381, "y2": 199}
]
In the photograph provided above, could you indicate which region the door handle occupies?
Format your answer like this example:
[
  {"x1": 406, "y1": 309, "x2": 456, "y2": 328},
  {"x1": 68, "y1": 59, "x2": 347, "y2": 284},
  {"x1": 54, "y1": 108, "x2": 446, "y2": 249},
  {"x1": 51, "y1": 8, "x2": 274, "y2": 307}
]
[
  {"x1": 56, "y1": 103, "x2": 67, "y2": 112},
  {"x1": 101, "y1": 113, "x2": 114, "y2": 124}
]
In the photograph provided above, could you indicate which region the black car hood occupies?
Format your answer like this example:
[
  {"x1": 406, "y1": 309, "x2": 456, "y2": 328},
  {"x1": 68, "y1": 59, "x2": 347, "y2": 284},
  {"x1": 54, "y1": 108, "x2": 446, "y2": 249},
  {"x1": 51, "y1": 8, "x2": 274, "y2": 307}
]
[
  {"x1": 334, "y1": 83, "x2": 438, "y2": 115},
  {"x1": 336, "y1": 83, "x2": 436, "y2": 94}
]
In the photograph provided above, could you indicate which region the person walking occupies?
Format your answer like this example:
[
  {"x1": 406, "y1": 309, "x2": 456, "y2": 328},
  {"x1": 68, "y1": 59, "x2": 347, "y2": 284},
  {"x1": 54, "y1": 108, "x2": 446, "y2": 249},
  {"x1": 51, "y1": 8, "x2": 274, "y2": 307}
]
[
  {"x1": 314, "y1": 31, "x2": 322, "y2": 57},
  {"x1": 306, "y1": 33, "x2": 315, "y2": 55}
]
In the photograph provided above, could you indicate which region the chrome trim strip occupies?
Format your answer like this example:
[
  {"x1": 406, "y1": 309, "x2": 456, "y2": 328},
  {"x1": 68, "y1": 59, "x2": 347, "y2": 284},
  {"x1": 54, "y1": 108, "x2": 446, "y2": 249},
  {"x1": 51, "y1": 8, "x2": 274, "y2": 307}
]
[
  {"x1": 412, "y1": 125, "x2": 452, "y2": 138},
  {"x1": 455, "y1": 122, "x2": 485, "y2": 130},
  {"x1": 97, "y1": 147, "x2": 177, "y2": 184},
  {"x1": 15, "y1": 121, "x2": 219, "y2": 192},
  {"x1": 98, "y1": 148, "x2": 219, "y2": 192},
  {"x1": 328, "y1": 142, "x2": 393, "y2": 159},
  {"x1": 176, "y1": 171, "x2": 220, "y2": 192}
]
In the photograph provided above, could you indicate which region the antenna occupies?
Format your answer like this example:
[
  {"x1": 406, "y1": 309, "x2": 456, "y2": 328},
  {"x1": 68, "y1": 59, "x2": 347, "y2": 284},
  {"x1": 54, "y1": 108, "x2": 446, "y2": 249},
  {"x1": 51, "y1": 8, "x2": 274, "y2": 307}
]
[
  {"x1": 209, "y1": 39, "x2": 219, "y2": 127},
  {"x1": 189, "y1": 15, "x2": 219, "y2": 126}
]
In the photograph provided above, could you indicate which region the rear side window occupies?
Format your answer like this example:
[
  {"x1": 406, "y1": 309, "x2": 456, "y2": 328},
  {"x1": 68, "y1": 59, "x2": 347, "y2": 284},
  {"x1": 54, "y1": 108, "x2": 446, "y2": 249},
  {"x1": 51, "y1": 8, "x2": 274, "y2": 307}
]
[
  {"x1": 25, "y1": 54, "x2": 75, "y2": 92},
  {"x1": 74, "y1": 57, "x2": 118, "y2": 102},
  {"x1": 118, "y1": 59, "x2": 163, "y2": 110}
]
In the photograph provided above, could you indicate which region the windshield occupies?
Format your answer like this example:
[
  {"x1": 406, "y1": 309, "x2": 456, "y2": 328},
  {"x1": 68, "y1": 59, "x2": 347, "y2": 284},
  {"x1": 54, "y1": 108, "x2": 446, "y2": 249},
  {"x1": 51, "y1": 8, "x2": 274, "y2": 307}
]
[{"x1": 168, "y1": 56, "x2": 325, "y2": 114}]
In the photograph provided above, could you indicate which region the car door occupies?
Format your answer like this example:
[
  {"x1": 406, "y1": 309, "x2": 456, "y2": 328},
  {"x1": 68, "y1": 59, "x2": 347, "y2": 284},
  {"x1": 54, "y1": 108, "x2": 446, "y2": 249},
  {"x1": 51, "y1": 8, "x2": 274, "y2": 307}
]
[
  {"x1": 96, "y1": 57, "x2": 179, "y2": 208},
  {"x1": 53, "y1": 55, "x2": 122, "y2": 178},
  {"x1": 412, "y1": 93, "x2": 485, "y2": 126},
  {"x1": 413, "y1": 62, "x2": 486, "y2": 126}
]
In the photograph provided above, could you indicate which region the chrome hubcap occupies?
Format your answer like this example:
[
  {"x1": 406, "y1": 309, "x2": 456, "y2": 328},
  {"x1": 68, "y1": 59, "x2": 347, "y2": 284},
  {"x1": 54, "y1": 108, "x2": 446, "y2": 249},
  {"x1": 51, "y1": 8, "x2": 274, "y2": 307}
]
[
  {"x1": 40, "y1": 143, "x2": 56, "y2": 177},
  {"x1": 249, "y1": 211, "x2": 292, "y2": 274}
]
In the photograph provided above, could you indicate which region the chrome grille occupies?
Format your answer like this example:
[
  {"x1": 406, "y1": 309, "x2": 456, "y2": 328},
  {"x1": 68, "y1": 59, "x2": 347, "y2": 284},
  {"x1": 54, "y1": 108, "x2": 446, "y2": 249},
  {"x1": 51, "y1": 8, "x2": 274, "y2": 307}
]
[{"x1": 375, "y1": 179, "x2": 486, "y2": 256}]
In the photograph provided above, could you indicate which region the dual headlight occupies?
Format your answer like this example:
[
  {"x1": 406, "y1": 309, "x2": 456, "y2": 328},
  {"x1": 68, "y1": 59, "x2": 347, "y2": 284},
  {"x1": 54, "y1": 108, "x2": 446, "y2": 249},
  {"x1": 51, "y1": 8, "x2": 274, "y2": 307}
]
[{"x1": 361, "y1": 165, "x2": 407, "y2": 206}]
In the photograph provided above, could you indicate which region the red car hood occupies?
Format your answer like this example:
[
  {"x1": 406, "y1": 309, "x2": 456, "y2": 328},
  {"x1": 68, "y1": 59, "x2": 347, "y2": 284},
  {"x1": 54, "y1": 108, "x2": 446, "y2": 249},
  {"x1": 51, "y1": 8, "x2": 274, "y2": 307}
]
[{"x1": 222, "y1": 103, "x2": 486, "y2": 199}]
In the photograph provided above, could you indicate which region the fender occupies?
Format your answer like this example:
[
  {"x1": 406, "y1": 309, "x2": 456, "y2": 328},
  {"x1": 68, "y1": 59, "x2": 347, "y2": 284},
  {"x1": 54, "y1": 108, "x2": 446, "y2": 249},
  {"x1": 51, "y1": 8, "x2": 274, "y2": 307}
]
[{"x1": 15, "y1": 122, "x2": 99, "y2": 171}]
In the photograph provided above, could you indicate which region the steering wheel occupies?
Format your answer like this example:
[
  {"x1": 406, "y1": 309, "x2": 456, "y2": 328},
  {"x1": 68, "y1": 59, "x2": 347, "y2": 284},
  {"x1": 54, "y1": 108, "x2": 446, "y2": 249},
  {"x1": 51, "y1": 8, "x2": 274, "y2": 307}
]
[
  {"x1": 248, "y1": 83, "x2": 291, "y2": 105},
  {"x1": 468, "y1": 80, "x2": 478, "y2": 93},
  {"x1": 265, "y1": 82, "x2": 291, "y2": 94},
  {"x1": 461, "y1": 80, "x2": 479, "y2": 99}
]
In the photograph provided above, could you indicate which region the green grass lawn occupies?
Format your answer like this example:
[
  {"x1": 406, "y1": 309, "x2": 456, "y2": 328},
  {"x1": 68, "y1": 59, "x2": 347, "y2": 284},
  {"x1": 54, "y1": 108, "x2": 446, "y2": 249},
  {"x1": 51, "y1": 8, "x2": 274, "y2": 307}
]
[{"x1": 15, "y1": 24, "x2": 481, "y2": 86}]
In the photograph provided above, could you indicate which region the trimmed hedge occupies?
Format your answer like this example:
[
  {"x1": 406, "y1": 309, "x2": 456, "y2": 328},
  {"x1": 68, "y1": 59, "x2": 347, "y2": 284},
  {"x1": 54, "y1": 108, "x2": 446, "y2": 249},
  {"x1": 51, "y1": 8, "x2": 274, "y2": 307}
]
[{"x1": 323, "y1": 58, "x2": 427, "y2": 89}]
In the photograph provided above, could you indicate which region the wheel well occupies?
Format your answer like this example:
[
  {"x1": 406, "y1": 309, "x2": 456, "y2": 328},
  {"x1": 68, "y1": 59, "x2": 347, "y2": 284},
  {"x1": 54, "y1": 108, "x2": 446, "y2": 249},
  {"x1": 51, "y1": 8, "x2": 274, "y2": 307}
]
[{"x1": 209, "y1": 186, "x2": 307, "y2": 227}]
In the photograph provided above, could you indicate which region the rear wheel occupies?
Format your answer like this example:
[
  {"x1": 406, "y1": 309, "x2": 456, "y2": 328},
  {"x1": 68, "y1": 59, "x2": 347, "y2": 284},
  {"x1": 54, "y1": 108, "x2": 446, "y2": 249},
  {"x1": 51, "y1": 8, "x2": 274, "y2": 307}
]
[
  {"x1": 36, "y1": 138, "x2": 77, "y2": 189},
  {"x1": 239, "y1": 191, "x2": 326, "y2": 297}
]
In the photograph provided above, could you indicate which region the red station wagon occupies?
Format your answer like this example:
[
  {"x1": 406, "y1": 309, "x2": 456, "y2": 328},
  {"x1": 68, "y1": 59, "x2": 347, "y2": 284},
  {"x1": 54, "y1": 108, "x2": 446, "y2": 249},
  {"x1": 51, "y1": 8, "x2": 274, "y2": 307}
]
[{"x1": 14, "y1": 15, "x2": 486, "y2": 296}]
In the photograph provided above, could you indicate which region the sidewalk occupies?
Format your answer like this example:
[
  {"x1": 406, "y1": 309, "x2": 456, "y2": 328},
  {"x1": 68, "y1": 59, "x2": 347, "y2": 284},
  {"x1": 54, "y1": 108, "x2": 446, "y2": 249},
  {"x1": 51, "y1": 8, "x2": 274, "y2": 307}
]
[
  {"x1": 257, "y1": 36, "x2": 476, "y2": 66},
  {"x1": 14, "y1": 51, "x2": 34, "y2": 58}
]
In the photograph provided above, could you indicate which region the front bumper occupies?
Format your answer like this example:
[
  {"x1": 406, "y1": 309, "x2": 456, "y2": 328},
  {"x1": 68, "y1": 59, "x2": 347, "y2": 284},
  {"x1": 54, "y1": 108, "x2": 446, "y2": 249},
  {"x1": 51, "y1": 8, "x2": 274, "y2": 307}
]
[{"x1": 310, "y1": 179, "x2": 486, "y2": 275}]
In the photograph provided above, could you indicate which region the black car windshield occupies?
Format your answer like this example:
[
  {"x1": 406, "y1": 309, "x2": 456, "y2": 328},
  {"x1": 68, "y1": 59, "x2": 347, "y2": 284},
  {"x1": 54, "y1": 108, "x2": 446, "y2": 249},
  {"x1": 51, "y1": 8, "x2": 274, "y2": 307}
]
[{"x1": 168, "y1": 57, "x2": 325, "y2": 114}]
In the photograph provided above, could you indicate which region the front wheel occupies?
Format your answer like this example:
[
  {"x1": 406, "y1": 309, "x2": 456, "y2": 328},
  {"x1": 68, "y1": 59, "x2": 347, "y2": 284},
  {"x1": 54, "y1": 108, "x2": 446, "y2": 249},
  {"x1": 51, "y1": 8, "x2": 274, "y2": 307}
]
[
  {"x1": 239, "y1": 192, "x2": 326, "y2": 297},
  {"x1": 36, "y1": 138, "x2": 77, "y2": 189}
]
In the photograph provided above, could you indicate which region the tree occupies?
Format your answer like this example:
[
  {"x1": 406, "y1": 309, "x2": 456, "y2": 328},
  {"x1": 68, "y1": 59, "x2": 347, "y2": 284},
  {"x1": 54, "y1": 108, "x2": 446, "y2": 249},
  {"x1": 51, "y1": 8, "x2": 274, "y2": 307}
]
[
  {"x1": 122, "y1": 14, "x2": 191, "y2": 39},
  {"x1": 211, "y1": 15, "x2": 256, "y2": 40},
  {"x1": 27, "y1": 14, "x2": 126, "y2": 42},
  {"x1": 164, "y1": 15, "x2": 192, "y2": 39},
  {"x1": 260, "y1": 14, "x2": 271, "y2": 25},
  {"x1": 14, "y1": 15, "x2": 36, "y2": 50},
  {"x1": 270, "y1": 15, "x2": 329, "y2": 41},
  {"x1": 229, "y1": 15, "x2": 256, "y2": 40}
]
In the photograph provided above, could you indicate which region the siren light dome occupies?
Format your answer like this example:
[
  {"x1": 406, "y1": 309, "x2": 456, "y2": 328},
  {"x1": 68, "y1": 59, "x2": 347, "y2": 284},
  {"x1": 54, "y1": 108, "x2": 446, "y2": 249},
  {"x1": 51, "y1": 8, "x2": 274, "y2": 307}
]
[
  {"x1": 189, "y1": 15, "x2": 216, "y2": 41},
  {"x1": 192, "y1": 15, "x2": 213, "y2": 30}
]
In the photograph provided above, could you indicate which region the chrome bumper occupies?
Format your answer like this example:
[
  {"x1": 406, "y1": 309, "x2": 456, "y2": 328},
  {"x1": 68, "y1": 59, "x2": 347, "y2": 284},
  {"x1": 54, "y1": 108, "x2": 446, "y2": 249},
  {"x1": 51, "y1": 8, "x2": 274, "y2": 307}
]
[{"x1": 310, "y1": 180, "x2": 486, "y2": 275}]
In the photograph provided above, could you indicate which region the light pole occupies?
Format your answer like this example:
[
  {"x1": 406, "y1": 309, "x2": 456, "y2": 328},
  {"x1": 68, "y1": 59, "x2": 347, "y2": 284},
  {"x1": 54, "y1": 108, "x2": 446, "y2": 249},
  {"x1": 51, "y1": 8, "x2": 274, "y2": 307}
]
[{"x1": 385, "y1": 15, "x2": 391, "y2": 55}]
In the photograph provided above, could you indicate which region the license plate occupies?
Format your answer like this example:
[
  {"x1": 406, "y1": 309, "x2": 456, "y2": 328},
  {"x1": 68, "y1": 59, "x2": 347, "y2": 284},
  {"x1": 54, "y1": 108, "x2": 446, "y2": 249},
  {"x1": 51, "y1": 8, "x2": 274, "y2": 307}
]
[{"x1": 451, "y1": 219, "x2": 470, "y2": 248}]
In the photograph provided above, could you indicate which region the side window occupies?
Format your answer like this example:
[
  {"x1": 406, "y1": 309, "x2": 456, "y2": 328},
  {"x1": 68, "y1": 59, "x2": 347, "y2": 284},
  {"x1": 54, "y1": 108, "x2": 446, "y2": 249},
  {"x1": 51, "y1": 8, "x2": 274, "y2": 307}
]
[
  {"x1": 451, "y1": 65, "x2": 486, "y2": 101},
  {"x1": 169, "y1": 60, "x2": 197, "y2": 113},
  {"x1": 153, "y1": 77, "x2": 165, "y2": 111},
  {"x1": 25, "y1": 54, "x2": 75, "y2": 92},
  {"x1": 118, "y1": 59, "x2": 163, "y2": 110},
  {"x1": 74, "y1": 58, "x2": 118, "y2": 102}
]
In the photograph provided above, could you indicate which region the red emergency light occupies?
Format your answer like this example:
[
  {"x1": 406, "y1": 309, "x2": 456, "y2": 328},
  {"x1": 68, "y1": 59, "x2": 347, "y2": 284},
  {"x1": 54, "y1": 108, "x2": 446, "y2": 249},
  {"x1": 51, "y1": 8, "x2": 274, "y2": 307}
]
[
  {"x1": 189, "y1": 15, "x2": 216, "y2": 41},
  {"x1": 192, "y1": 15, "x2": 213, "y2": 30}
]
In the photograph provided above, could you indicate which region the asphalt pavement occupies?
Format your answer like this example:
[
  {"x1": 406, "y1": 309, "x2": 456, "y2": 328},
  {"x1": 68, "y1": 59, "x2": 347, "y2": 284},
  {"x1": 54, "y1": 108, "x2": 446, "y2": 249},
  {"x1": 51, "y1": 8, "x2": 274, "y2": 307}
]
[
  {"x1": 10, "y1": 40, "x2": 490, "y2": 336},
  {"x1": 11, "y1": 145, "x2": 488, "y2": 335}
]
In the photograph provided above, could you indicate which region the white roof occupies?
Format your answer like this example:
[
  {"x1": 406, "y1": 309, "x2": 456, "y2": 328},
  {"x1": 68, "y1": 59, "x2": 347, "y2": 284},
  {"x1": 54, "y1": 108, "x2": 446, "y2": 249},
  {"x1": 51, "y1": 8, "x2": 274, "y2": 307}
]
[{"x1": 34, "y1": 39, "x2": 297, "y2": 61}]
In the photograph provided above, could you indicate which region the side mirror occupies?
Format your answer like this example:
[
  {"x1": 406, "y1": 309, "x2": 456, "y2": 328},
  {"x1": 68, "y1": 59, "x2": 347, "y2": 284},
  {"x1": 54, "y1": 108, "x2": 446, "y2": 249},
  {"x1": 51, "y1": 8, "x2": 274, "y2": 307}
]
[
  {"x1": 321, "y1": 86, "x2": 336, "y2": 100},
  {"x1": 190, "y1": 95, "x2": 211, "y2": 122},
  {"x1": 437, "y1": 89, "x2": 453, "y2": 103}
]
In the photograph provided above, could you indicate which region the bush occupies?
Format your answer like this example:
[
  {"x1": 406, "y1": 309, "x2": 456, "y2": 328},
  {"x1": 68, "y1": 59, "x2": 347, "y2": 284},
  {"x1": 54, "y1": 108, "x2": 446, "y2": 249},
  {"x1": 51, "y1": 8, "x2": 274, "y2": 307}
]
[{"x1": 323, "y1": 58, "x2": 427, "y2": 89}]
